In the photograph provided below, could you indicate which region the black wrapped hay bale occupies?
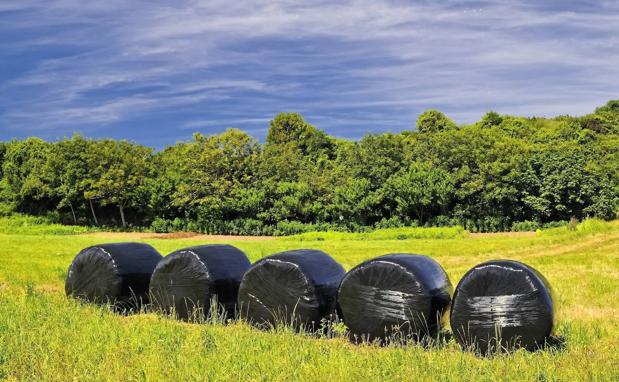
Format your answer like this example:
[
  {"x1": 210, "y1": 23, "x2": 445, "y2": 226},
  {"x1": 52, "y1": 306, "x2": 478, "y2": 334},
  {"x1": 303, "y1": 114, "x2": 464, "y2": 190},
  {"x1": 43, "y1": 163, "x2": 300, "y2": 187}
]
[
  {"x1": 337, "y1": 254, "x2": 452, "y2": 343},
  {"x1": 149, "y1": 244, "x2": 251, "y2": 321},
  {"x1": 65, "y1": 242, "x2": 162, "y2": 310},
  {"x1": 237, "y1": 249, "x2": 345, "y2": 330},
  {"x1": 450, "y1": 260, "x2": 555, "y2": 354}
]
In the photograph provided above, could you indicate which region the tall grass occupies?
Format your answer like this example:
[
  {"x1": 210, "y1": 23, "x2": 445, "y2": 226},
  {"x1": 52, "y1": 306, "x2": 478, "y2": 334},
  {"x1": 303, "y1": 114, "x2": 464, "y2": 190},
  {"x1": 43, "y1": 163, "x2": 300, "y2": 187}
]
[
  {"x1": 284, "y1": 226, "x2": 468, "y2": 241},
  {"x1": 537, "y1": 218, "x2": 615, "y2": 237},
  {"x1": 0, "y1": 214, "x2": 92, "y2": 235}
]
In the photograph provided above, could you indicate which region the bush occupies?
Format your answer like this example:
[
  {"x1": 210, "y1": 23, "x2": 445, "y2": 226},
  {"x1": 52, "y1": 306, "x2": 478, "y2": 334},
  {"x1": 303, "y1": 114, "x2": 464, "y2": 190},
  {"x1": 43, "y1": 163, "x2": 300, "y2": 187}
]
[
  {"x1": 541, "y1": 221, "x2": 567, "y2": 229},
  {"x1": 374, "y1": 216, "x2": 409, "y2": 229},
  {"x1": 425, "y1": 215, "x2": 460, "y2": 227},
  {"x1": 511, "y1": 220, "x2": 541, "y2": 232},
  {"x1": 171, "y1": 218, "x2": 186, "y2": 232},
  {"x1": 0, "y1": 202, "x2": 14, "y2": 216},
  {"x1": 477, "y1": 216, "x2": 510, "y2": 232},
  {"x1": 274, "y1": 220, "x2": 310, "y2": 235},
  {"x1": 150, "y1": 217, "x2": 171, "y2": 233},
  {"x1": 237, "y1": 219, "x2": 272, "y2": 236}
]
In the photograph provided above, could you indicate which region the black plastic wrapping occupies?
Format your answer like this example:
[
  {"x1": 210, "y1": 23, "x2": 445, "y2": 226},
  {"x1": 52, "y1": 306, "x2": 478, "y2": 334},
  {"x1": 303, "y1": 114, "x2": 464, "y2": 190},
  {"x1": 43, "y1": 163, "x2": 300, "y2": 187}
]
[
  {"x1": 149, "y1": 244, "x2": 251, "y2": 320},
  {"x1": 237, "y1": 249, "x2": 345, "y2": 330},
  {"x1": 65, "y1": 242, "x2": 162, "y2": 311},
  {"x1": 336, "y1": 254, "x2": 452, "y2": 343},
  {"x1": 450, "y1": 260, "x2": 555, "y2": 354}
]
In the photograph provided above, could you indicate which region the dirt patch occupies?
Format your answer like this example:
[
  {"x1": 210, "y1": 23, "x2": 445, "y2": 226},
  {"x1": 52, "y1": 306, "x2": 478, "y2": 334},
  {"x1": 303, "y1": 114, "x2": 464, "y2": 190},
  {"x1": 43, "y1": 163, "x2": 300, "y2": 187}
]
[
  {"x1": 470, "y1": 231, "x2": 537, "y2": 238},
  {"x1": 82, "y1": 231, "x2": 275, "y2": 241}
]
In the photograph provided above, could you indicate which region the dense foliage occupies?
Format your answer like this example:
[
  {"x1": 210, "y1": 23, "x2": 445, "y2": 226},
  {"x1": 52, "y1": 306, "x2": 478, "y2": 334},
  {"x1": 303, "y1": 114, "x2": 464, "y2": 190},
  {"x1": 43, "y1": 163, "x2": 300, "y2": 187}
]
[{"x1": 1, "y1": 101, "x2": 617, "y2": 234}]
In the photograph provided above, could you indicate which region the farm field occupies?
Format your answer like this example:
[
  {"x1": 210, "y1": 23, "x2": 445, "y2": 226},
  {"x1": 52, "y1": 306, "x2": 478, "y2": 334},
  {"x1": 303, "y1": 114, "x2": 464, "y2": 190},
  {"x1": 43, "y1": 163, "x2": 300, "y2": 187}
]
[{"x1": 0, "y1": 222, "x2": 618, "y2": 381}]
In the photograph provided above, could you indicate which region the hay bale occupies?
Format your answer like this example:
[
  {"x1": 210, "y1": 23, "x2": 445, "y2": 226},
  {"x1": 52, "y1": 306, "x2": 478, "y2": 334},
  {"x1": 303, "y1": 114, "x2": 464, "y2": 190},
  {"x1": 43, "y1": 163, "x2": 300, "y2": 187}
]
[
  {"x1": 149, "y1": 244, "x2": 251, "y2": 320},
  {"x1": 450, "y1": 260, "x2": 555, "y2": 354},
  {"x1": 238, "y1": 249, "x2": 345, "y2": 330},
  {"x1": 337, "y1": 254, "x2": 452, "y2": 343},
  {"x1": 65, "y1": 242, "x2": 162, "y2": 311}
]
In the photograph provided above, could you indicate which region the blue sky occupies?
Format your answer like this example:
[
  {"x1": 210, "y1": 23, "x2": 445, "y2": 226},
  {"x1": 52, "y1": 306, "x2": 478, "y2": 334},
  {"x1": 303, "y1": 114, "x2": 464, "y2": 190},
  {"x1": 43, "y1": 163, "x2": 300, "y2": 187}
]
[{"x1": 1, "y1": 0, "x2": 618, "y2": 147}]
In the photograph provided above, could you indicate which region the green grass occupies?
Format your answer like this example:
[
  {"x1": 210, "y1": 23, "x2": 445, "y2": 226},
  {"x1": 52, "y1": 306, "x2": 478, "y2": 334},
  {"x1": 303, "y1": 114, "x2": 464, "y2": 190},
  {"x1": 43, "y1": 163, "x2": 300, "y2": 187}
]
[
  {"x1": 538, "y1": 218, "x2": 616, "y2": 237},
  {"x1": 285, "y1": 225, "x2": 468, "y2": 241},
  {"x1": 0, "y1": 215, "x2": 92, "y2": 235},
  {"x1": 0, "y1": 221, "x2": 618, "y2": 381}
]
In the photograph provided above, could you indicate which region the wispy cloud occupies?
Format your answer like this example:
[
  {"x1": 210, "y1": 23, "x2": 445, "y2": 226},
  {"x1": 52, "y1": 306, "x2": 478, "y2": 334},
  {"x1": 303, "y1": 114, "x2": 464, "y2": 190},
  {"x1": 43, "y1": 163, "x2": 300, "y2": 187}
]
[{"x1": 1, "y1": 0, "x2": 618, "y2": 145}]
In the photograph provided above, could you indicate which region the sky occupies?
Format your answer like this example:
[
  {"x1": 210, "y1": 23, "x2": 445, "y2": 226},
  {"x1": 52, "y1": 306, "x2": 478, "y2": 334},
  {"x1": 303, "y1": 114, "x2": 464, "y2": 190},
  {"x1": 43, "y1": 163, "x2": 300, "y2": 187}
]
[{"x1": 0, "y1": 0, "x2": 618, "y2": 147}]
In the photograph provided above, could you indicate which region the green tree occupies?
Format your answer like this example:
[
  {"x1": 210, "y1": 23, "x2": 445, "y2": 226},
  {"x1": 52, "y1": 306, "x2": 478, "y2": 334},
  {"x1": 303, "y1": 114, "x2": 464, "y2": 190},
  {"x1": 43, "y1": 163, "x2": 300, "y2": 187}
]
[
  {"x1": 333, "y1": 177, "x2": 382, "y2": 226},
  {"x1": 0, "y1": 100, "x2": 617, "y2": 232},
  {"x1": 174, "y1": 129, "x2": 260, "y2": 227},
  {"x1": 519, "y1": 147, "x2": 617, "y2": 221},
  {"x1": 265, "y1": 112, "x2": 334, "y2": 157},
  {"x1": 479, "y1": 111, "x2": 503, "y2": 128},
  {"x1": 416, "y1": 109, "x2": 457, "y2": 133},
  {"x1": 590, "y1": 99, "x2": 619, "y2": 134},
  {"x1": 46, "y1": 136, "x2": 93, "y2": 224},
  {"x1": 0, "y1": 142, "x2": 6, "y2": 178},
  {"x1": 1, "y1": 138, "x2": 55, "y2": 215},
  {"x1": 147, "y1": 143, "x2": 188, "y2": 222},
  {"x1": 260, "y1": 181, "x2": 313, "y2": 223},
  {"x1": 87, "y1": 140, "x2": 153, "y2": 227},
  {"x1": 384, "y1": 161, "x2": 454, "y2": 223}
]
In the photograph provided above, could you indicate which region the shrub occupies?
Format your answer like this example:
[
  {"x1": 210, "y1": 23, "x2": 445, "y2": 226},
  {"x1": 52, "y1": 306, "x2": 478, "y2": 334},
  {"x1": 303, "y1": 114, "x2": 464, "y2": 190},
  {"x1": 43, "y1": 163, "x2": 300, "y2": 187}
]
[
  {"x1": 476, "y1": 216, "x2": 510, "y2": 232},
  {"x1": 425, "y1": 215, "x2": 459, "y2": 227},
  {"x1": 541, "y1": 221, "x2": 567, "y2": 229},
  {"x1": 150, "y1": 217, "x2": 171, "y2": 233},
  {"x1": 171, "y1": 218, "x2": 186, "y2": 232},
  {"x1": 511, "y1": 220, "x2": 541, "y2": 232},
  {"x1": 374, "y1": 216, "x2": 409, "y2": 229}
]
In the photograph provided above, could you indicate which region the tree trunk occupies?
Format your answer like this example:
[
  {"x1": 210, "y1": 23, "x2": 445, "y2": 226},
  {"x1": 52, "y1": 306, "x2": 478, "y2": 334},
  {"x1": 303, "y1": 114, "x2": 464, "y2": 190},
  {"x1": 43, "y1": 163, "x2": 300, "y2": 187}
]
[
  {"x1": 89, "y1": 199, "x2": 99, "y2": 226},
  {"x1": 119, "y1": 203, "x2": 127, "y2": 228},
  {"x1": 68, "y1": 202, "x2": 77, "y2": 225}
]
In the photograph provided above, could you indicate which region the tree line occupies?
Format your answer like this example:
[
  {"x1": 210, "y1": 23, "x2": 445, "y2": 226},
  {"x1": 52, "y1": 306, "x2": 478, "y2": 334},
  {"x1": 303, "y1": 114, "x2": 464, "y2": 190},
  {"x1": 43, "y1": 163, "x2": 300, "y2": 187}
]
[{"x1": 1, "y1": 100, "x2": 617, "y2": 234}]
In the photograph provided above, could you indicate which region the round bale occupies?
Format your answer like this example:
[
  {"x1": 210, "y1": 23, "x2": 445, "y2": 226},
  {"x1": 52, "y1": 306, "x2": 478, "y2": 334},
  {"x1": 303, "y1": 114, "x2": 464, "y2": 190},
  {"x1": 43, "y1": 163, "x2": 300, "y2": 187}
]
[
  {"x1": 65, "y1": 242, "x2": 162, "y2": 311},
  {"x1": 450, "y1": 260, "x2": 555, "y2": 354},
  {"x1": 337, "y1": 254, "x2": 452, "y2": 344},
  {"x1": 238, "y1": 249, "x2": 345, "y2": 330},
  {"x1": 149, "y1": 244, "x2": 251, "y2": 321}
]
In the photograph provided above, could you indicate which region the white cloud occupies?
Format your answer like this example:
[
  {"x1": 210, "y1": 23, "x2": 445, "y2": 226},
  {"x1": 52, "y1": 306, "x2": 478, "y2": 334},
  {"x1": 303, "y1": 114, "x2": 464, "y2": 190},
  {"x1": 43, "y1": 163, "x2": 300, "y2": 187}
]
[{"x1": 1, "y1": 0, "x2": 618, "y2": 142}]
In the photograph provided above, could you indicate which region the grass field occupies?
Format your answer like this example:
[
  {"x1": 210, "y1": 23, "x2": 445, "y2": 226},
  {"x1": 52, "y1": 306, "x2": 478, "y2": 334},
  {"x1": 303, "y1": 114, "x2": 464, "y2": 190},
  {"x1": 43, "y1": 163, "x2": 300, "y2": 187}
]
[{"x1": 0, "y1": 221, "x2": 618, "y2": 381}]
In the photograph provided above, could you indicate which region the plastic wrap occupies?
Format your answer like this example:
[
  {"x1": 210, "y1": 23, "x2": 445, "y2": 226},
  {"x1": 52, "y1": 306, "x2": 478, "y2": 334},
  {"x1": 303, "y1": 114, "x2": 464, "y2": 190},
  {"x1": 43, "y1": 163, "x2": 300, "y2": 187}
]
[
  {"x1": 336, "y1": 254, "x2": 452, "y2": 343},
  {"x1": 149, "y1": 244, "x2": 251, "y2": 320},
  {"x1": 65, "y1": 242, "x2": 162, "y2": 311},
  {"x1": 237, "y1": 249, "x2": 345, "y2": 330},
  {"x1": 450, "y1": 260, "x2": 554, "y2": 354}
]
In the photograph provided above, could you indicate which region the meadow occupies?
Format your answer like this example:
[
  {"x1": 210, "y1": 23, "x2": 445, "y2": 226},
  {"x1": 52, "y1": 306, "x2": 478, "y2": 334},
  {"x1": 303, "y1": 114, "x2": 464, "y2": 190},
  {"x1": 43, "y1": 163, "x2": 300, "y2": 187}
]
[{"x1": 0, "y1": 220, "x2": 618, "y2": 381}]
